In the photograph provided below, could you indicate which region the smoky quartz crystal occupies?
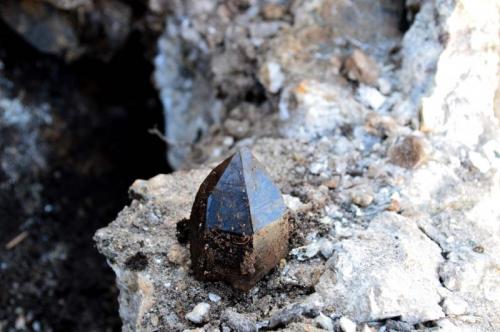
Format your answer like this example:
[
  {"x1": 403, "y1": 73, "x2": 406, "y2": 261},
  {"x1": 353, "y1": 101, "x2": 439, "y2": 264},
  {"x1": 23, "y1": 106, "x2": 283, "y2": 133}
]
[{"x1": 187, "y1": 147, "x2": 289, "y2": 290}]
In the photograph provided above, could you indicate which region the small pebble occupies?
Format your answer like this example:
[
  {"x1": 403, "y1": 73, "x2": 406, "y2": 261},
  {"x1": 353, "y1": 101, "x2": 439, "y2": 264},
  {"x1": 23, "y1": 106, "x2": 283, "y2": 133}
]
[
  {"x1": 334, "y1": 221, "x2": 353, "y2": 238},
  {"x1": 224, "y1": 118, "x2": 250, "y2": 139},
  {"x1": 185, "y1": 303, "x2": 210, "y2": 324},
  {"x1": 473, "y1": 245, "x2": 484, "y2": 253},
  {"x1": 319, "y1": 216, "x2": 333, "y2": 225},
  {"x1": 291, "y1": 242, "x2": 321, "y2": 261},
  {"x1": 469, "y1": 151, "x2": 490, "y2": 173},
  {"x1": 319, "y1": 239, "x2": 335, "y2": 259},
  {"x1": 344, "y1": 49, "x2": 379, "y2": 85},
  {"x1": 385, "y1": 320, "x2": 412, "y2": 331},
  {"x1": 167, "y1": 243, "x2": 188, "y2": 265},
  {"x1": 208, "y1": 293, "x2": 221, "y2": 303},
  {"x1": 295, "y1": 165, "x2": 306, "y2": 174},
  {"x1": 339, "y1": 316, "x2": 356, "y2": 332},
  {"x1": 315, "y1": 313, "x2": 334, "y2": 331},
  {"x1": 222, "y1": 309, "x2": 257, "y2": 332},
  {"x1": 283, "y1": 194, "x2": 306, "y2": 212},
  {"x1": 260, "y1": 61, "x2": 285, "y2": 93},
  {"x1": 261, "y1": 3, "x2": 287, "y2": 20},
  {"x1": 15, "y1": 315, "x2": 26, "y2": 330},
  {"x1": 268, "y1": 304, "x2": 306, "y2": 329},
  {"x1": 357, "y1": 85, "x2": 386, "y2": 110},
  {"x1": 222, "y1": 136, "x2": 234, "y2": 146},
  {"x1": 323, "y1": 178, "x2": 339, "y2": 189},
  {"x1": 305, "y1": 232, "x2": 318, "y2": 244},
  {"x1": 386, "y1": 192, "x2": 401, "y2": 212},
  {"x1": 442, "y1": 295, "x2": 468, "y2": 316},
  {"x1": 150, "y1": 314, "x2": 159, "y2": 327},
  {"x1": 365, "y1": 113, "x2": 398, "y2": 138},
  {"x1": 309, "y1": 161, "x2": 327, "y2": 175},
  {"x1": 389, "y1": 135, "x2": 427, "y2": 169},
  {"x1": 32, "y1": 321, "x2": 42, "y2": 332},
  {"x1": 325, "y1": 205, "x2": 343, "y2": 219},
  {"x1": 351, "y1": 189, "x2": 374, "y2": 208},
  {"x1": 362, "y1": 324, "x2": 376, "y2": 332},
  {"x1": 377, "y1": 77, "x2": 392, "y2": 95},
  {"x1": 329, "y1": 55, "x2": 342, "y2": 74}
]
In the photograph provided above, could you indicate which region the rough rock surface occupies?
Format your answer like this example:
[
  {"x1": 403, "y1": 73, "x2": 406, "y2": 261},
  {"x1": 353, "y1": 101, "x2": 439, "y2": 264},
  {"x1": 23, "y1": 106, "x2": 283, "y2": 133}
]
[
  {"x1": 96, "y1": 0, "x2": 500, "y2": 331},
  {"x1": 316, "y1": 212, "x2": 445, "y2": 324},
  {"x1": 0, "y1": 0, "x2": 134, "y2": 61},
  {"x1": 153, "y1": 0, "x2": 405, "y2": 168}
]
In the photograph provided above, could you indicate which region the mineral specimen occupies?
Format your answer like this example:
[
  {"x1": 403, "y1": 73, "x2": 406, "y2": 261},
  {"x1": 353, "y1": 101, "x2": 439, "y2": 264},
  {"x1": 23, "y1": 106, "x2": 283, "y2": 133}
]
[{"x1": 188, "y1": 147, "x2": 289, "y2": 290}]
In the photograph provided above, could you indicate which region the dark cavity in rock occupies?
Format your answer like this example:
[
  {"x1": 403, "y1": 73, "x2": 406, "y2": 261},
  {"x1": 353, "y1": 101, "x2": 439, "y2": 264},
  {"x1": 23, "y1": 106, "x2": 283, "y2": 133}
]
[{"x1": 125, "y1": 252, "x2": 149, "y2": 271}]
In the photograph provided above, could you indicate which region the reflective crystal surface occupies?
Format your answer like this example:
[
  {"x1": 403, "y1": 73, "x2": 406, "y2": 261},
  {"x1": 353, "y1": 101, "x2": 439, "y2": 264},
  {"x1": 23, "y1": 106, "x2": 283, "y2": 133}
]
[{"x1": 188, "y1": 147, "x2": 289, "y2": 290}]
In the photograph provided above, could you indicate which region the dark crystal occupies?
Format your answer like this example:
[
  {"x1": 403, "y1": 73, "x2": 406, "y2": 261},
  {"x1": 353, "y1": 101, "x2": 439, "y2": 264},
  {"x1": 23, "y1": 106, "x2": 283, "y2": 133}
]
[{"x1": 188, "y1": 147, "x2": 289, "y2": 290}]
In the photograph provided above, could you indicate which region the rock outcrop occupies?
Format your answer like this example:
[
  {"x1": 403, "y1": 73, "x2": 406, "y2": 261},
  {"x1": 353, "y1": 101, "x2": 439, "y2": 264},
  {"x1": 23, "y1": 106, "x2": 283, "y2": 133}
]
[{"x1": 95, "y1": 0, "x2": 500, "y2": 331}]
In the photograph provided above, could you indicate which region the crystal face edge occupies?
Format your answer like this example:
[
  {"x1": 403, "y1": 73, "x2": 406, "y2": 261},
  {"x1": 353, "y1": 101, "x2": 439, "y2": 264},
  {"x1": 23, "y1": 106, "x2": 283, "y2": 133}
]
[
  {"x1": 205, "y1": 151, "x2": 252, "y2": 235},
  {"x1": 239, "y1": 147, "x2": 287, "y2": 233}
]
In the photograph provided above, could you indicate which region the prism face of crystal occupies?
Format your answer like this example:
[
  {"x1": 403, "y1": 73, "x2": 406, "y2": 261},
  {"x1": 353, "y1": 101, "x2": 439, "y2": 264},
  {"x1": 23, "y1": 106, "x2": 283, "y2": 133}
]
[{"x1": 188, "y1": 147, "x2": 289, "y2": 290}]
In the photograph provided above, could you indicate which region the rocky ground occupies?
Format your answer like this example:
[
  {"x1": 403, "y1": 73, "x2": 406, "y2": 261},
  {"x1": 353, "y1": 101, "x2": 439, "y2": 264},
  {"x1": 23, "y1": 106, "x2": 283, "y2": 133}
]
[
  {"x1": 94, "y1": 0, "x2": 500, "y2": 331},
  {"x1": 0, "y1": 0, "x2": 499, "y2": 331}
]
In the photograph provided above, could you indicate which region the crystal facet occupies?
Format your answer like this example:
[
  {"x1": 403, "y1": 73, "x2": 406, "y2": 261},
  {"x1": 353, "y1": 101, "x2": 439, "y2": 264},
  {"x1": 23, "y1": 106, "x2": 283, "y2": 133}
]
[{"x1": 188, "y1": 147, "x2": 289, "y2": 290}]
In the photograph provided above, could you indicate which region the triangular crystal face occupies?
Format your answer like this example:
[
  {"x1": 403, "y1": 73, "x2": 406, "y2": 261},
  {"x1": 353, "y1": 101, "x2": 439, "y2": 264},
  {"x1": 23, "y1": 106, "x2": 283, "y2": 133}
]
[
  {"x1": 240, "y1": 148, "x2": 287, "y2": 232},
  {"x1": 205, "y1": 151, "x2": 252, "y2": 235}
]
